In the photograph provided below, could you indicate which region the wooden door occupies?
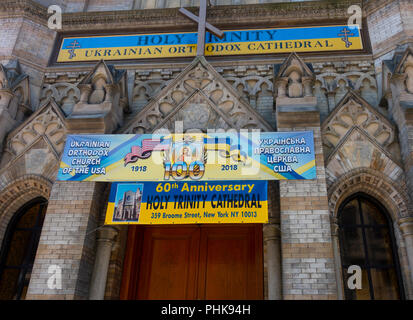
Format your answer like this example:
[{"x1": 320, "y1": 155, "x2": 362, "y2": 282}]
[
  {"x1": 135, "y1": 226, "x2": 200, "y2": 300},
  {"x1": 197, "y1": 225, "x2": 263, "y2": 300},
  {"x1": 121, "y1": 224, "x2": 263, "y2": 300}
]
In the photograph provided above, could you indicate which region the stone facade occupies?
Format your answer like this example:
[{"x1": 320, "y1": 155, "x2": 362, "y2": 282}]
[{"x1": 0, "y1": 0, "x2": 412, "y2": 300}]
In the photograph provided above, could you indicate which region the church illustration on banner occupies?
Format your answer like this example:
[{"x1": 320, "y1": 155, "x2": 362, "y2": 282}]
[{"x1": 113, "y1": 184, "x2": 143, "y2": 222}]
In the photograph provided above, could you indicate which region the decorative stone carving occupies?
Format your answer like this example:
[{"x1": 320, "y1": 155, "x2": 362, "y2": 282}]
[
  {"x1": 224, "y1": 75, "x2": 273, "y2": 102},
  {"x1": 325, "y1": 126, "x2": 404, "y2": 187},
  {"x1": 274, "y1": 53, "x2": 316, "y2": 111},
  {"x1": 71, "y1": 60, "x2": 128, "y2": 133},
  {"x1": 328, "y1": 168, "x2": 410, "y2": 219},
  {"x1": 406, "y1": 65, "x2": 413, "y2": 94},
  {"x1": 316, "y1": 72, "x2": 378, "y2": 111},
  {"x1": 322, "y1": 90, "x2": 407, "y2": 215},
  {"x1": 311, "y1": 60, "x2": 379, "y2": 117},
  {"x1": 322, "y1": 90, "x2": 396, "y2": 159},
  {"x1": 40, "y1": 83, "x2": 81, "y2": 116},
  {"x1": 129, "y1": 65, "x2": 275, "y2": 126},
  {"x1": 8, "y1": 0, "x2": 354, "y2": 33},
  {"x1": 383, "y1": 46, "x2": 413, "y2": 218},
  {"x1": 132, "y1": 79, "x2": 170, "y2": 114},
  {"x1": 5, "y1": 98, "x2": 66, "y2": 159},
  {"x1": 122, "y1": 56, "x2": 273, "y2": 134},
  {"x1": 0, "y1": 60, "x2": 31, "y2": 157},
  {"x1": 393, "y1": 48, "x2": 413, "y2": 100}
]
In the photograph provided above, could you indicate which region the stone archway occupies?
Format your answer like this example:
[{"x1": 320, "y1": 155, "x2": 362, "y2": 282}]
[
  {"x1": 101, "y1": 57, "x2": 275, "y2": 300},
  {"x1": 328, "y1": 168, "x2": 410, "y2": 221},
  {"x1": 328, "y1": 168, "x2": 413, "y2": 299},
  {"x1": 0, "y1": 175, "x2": 52, "y2": 247}
]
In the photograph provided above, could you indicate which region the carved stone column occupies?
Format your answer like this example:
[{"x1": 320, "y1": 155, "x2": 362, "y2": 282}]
[
  {"x1": 26, "y1": 61, "x2": 127, "y2": 300},
  {"x1": 399, "y1": 217, "x2": 413, "y2": 287},
  {"x1": 275, "y1": 78, "x2": 288, "y2": 98},
  {"x1": 263, "y1": 223, "x2": 282, "y2": 300},
  {"x1": 89, "y1": 226, "x2": 119, "y2": 300},
  {"x1": 275, "y1": 53, "x2": 337, "y2": 300},
  {"x1": 302, "y1": 77, "x2": 313, "y2": 97},
  {"x1": 78, "y1": 84, "x2": 92, "y2": 104},
  {"x1": 330, "y1": 217, "x2": 344, "y2": 300}
]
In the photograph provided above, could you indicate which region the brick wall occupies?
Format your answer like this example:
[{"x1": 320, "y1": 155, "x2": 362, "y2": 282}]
[
  {"x1": 277, "y1": 109, "x2": 338, "y2": 299},
  {"x1": 13, "y1": 19, "x2": 56, "y2": 67},
  {"x1": 367, "y1": 1, "x2": 403, "y2": 54},
  {"x1": 0, "y1": 16, "x2": 56, "y2": 110},
  {"x1": 26, "y1": 182, "x2": 105, "y2": 300},
  {"x1": 0, "y1": 18, "x2": 24, "y2": 62},
  {"x1": 367, "y1": 0, "x2": 413, "y2": 95}
]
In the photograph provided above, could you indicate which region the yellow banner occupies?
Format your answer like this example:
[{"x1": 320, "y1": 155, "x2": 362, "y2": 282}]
[
  {"x1": 57, "y1": 25, "x2": 363, "y2": 62},
  {"x1": 105, "y1": 181, "x2": 268, "y2": 225}
]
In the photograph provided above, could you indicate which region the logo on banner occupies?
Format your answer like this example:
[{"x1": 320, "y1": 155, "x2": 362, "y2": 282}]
[
  {"x1": 124, "y1": 138, "x2": 169, "y2": 164},
  {"x1": 123, "y1": 134, "x2": 247, "y2": 181},
  {"x1": 57, "y1": 132, "x2": 316, "y2": 182},
  {"x1": 112, "y1": 183, "x2": 144, "y2": 223},
  {"x1": 163, "y1": 134, "x2": 206, "y2": 181}
]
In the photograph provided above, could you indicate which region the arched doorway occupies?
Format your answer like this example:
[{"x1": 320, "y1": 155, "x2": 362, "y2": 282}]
[
  {"x1": 338, "y1": 193, "x2": 404, "y2": 300},
  {"x1": 0, "y1": 198, "x2": 48, "y2": 300},
  {"x1": 120, "y1": 224, "x2": 263, "y2": 300}
]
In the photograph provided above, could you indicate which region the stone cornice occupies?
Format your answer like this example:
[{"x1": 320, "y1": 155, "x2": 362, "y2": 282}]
[
  {"x1": 0, "y1": 0, "x2": 363, "y2": 32},
  {"x1": 363, "y1": 0, "x2": 399, "y2": 16},
  {"x1": 0, "y1": 0, "x2": 48, "y2": 25},
  {"x1": 61, "y1": 0, "x2": 362, "y2": 32},
  {"x1": 44, "y1": 52, "x2": 373, "y2": 74}
]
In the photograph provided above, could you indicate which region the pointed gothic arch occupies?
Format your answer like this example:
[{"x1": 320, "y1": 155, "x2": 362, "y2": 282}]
[
  {"x1": 0, "y1": 197, "x2": 48, "y2": 300},
  {"x1": 337, "y1": 192, "x2": 405, "y2": 300}
]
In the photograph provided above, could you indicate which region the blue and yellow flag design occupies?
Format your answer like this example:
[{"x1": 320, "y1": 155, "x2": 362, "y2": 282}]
[
  {"x1": 57, "y1": 132, "x2": 316, "y2": 182},
  {"x1": 57, "y1": 25, "x2": 363, "y2": 62}
]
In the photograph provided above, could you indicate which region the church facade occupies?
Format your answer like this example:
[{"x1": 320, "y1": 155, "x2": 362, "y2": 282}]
[
  {"x1": 114, "y1": 189, "x2": 142, "y2": 222},
  {"x1": 0, "y1": 0, "x2": 413, "y2": 300}
]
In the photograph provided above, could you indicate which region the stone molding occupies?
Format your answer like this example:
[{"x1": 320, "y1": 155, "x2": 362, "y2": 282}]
[
  {"x1": 0, "y1": 0, "x2": 49, "y2": 25},
  {"x1": 4, "y1": 98, "x2": 66, "y2": 160},
  {"x1": 399, "y1": 217, "x2": 413, "y2": 236},
  {"x1": 0, "y1": 0, "x2": 362, "y2": 32},
  {"x1": 0, "y1": 174, "x2": 51, "y2": 247},
  {"x1": 328, "y1": 168, "x2": 411, "y2": 220},
  {"x1": 322, "y1": 90, "x2": 397, "y2": 158},
  {"x1": 121, "y1": 56, "x2": 273, "y2": 133}
]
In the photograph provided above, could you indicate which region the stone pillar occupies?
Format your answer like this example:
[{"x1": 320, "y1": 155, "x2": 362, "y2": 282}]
[
  {"x1": 277, "y1": 104, "x2": 338, "y2": 300},
  {"x1": 387, "y1": 51, "x2": 413, "y2": 294},
  {"x1": 89, "y1": 226, "x2": 118, "y2": 300},
  {"x1": 263, "y1": 223, "x2": 282, "y2": 300},
  {"x1": 26, "y1": 181, "x2": 105, "y2": 299},
  {"x1": 330, "y1": 217, "x2": 344, "y2": 300},
  {"x1": 25, "y1": 70, "x2": 125, "y2": 299},
  {"x1": 399, "y1": 217, "x2": 413, "y2": 287}
]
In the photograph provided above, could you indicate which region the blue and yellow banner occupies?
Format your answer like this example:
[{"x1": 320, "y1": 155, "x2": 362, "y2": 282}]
[
  {"x1": 57, "y1": 132, "x2": 316, "y2": 182},
  {"x1": 57, "y1": 25, "x2": 362, "y2": 62},
  {"x1": 105, "y1": 180, "x2": 268, "y2": 225}
]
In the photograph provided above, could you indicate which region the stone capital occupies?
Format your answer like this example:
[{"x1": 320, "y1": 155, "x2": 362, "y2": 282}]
[
  {"x1": 263, "y1": 223, "x2": 281, "y2": 242},
  {"x1": 96, "y1": 226, "x2": 119, "y2": 243},
  {"x1": 302, "y1": 76, "x2": 314, "y2": 97},
  {"x1": 78, "y1": 84, "x2": 93, "y2": 103},
  {"x1": 104, "y1": 84, "x2": 117, "y2": 102},
  {"x1": 330, "y1": 216, "x2": 340, "y2": 237},
  {"x1": 399, "y1": 217, "x2": 413, "y2": 237},
  {"x1": 275, "y1": 77, "x2": 288, "y2": 98}
]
